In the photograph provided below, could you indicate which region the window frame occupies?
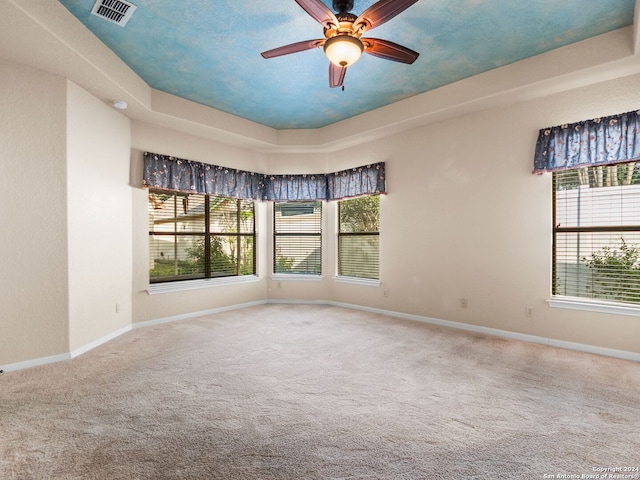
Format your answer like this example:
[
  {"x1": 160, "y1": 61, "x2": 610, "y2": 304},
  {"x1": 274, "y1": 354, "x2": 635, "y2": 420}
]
[
  {"x1": 148, "y1": 189, "x2": 256, "y2": 286},
  {"x1": 551, "y1": 162, "x2": 640, "y2": 314},
  {"x1": 337, "y1": 195, "x2": 380, "y2": 281},
  {"x1": 272, "y1": 201, "x2": 323, "y2": 276}
]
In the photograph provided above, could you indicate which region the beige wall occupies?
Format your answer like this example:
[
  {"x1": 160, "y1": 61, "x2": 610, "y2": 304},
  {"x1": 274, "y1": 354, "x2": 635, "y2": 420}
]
[
  {"x1": 261, "y1": 73, "x2": 640, "y2": 354},
  {"x1": 0, "y1": 62, "x2": 69, "y2": 365},
  {"x1": 2, "y1": 60, "x2": 640, "y2": 370},
  {"x1": 84, "y1": 69, "x2": 640, "y2": 355},
  {"x1": 66, "y1": 81, "x2": 133, "y2": 352},
  {"x1": 331, "y1": 73, "x2": 640, "y2": 354},
  {"x1": 130, "y1": 122, "x2": 270, "y2": 324}
]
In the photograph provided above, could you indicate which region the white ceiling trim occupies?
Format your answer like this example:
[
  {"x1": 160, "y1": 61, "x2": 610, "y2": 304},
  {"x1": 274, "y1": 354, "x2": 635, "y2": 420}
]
[{"x1": 2, "y1": 0, "x2": 640, "y2": 153}]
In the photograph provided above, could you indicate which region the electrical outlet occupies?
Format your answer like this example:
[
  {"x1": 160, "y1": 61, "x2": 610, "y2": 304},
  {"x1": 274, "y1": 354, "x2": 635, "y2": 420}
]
[
  {"x1": 383, "y1": 290, "x2": 389, "y2": 297},
  {"x1": 525, "y1": 306, "x2": 534, "y2": 317},
  {"x1": 460, "y1": 298, "x2": 468, "y2": 308}
]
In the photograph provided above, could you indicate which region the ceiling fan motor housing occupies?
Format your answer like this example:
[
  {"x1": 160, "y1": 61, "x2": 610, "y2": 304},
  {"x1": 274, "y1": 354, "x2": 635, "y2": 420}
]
[
  {"x1": 332, "y1": 0, "x2": 354, "y2": 13},
  {"x1": 324, "y1": 12, "x2": 359, "y2": 39},
  {"x1": 335, "y1": 12, "x2": 357, "y2": 23}
]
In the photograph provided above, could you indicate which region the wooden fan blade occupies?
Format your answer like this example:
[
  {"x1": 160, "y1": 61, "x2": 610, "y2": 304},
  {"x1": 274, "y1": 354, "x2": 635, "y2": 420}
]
[
  {"x1": 354, "y1": 0, "x2": 418, "y2": 32},
  {"x1": 363, "y1": 38, "x2": 419, "y2": 64},
  {"x1": 295, "y1": 0, "x2": 339, "y2": 28},
  {"x1": 261, "y1": 39, "x2": 323, "y2": 58},
  {"x1": 329, "y1": 62, "x2": 346, "y2": 88}
]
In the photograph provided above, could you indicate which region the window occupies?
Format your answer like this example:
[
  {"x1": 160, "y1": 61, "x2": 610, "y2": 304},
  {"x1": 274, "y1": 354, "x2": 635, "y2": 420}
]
[
  {"x1": 338, "y1": 195, "x2": 380, "y2": 280},
  {"x1": 553, "y1": 162, "x2": 640, "y2": 305},
  {"x1": 273, "y1": 201, "x2": 322, "y2": 275},
  {"x1": 148, "y1": 190, "x2": 255, "y2": 283}
]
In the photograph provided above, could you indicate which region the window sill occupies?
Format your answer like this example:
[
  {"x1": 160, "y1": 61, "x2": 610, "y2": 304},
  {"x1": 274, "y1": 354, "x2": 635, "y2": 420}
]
[
  {"x1": 334, "y1": 276, "x2": 380, "y2": 287},
  {"x1": 548, "y1": 296, "x2": 640, "y2": 317},
  {"x1": 147, "y1": 275, "x2": 259, "y2": 295},
  {"x1": 270, "y1": 274, "x2": 323, "y2": 282}
]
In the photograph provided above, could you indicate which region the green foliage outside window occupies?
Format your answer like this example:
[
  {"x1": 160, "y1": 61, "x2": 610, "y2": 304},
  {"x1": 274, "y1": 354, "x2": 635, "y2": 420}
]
[
  {"x1": 275, "y1": 255, "x2": 295, "y2": 273},
  {"x1": 149, "y1": 258, "x2": 197, "y2": 278},
  {"x1": 339, "y1": 195, "x2": 380, "y2": 232},
  {"x1": 582, "y1": 238, "x2": 640, "y2": 304},
  {"x1": 186, "y1": 237, "x2": 238, "y2": 275}
]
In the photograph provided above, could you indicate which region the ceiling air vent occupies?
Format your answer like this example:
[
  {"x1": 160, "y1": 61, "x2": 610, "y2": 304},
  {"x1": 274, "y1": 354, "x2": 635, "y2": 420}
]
[{"x1": 91, "y1": 0, "x2": 137, "y2": 27}]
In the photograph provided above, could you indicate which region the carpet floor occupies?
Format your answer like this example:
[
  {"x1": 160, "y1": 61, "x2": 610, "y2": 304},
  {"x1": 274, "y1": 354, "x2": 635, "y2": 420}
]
[{"x1": 1, "y1": 304, "x2": 639, "y2": 479}]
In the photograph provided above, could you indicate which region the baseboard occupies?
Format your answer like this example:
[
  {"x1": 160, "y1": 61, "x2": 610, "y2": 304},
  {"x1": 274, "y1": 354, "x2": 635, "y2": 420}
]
[
  {"x1": 3, "y1": 298, "x2": 638, "y2": 373},
  {"x1": 1, "y1": 301, "x2": 269, "y2": 373},
  {"x1": 70, "y1": 324, "x2": 133, "y2": 359},
  {"x1": 1, "y1": 325, "x2": 134, "y2": 373},
  {"x1": 132, "y1": 300, "x2": 268, "y2": 330},
  {"x1": 0, "y1": 352, "x2": 71, "y2": 374},
  {"x1": 327, "y1": 300, "x2": 640, "y2": 363},
  {"x1": 267, "y1": 299, "x2": 329, "y2": 305}
]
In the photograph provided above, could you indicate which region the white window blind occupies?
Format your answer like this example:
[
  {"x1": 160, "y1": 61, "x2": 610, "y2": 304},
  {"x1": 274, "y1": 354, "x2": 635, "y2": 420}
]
[
  {"x1": 148, "y1": 191, "x2": 255, "y2": 283},
  {"x1": 553, "y1": 162, "x2": 640, "y2": 304},
  {"x1": 338, "y1": 196, "x2": 380, "y2": 280},
  {"x1": 273, "y1": 202, "x2": 322, "y2": 275}
]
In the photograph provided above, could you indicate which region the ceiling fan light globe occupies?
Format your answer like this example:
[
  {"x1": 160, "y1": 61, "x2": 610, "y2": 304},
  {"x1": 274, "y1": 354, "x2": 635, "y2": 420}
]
[{"x1": 324, "y1": 35, "x2": 363, "y2": 67}]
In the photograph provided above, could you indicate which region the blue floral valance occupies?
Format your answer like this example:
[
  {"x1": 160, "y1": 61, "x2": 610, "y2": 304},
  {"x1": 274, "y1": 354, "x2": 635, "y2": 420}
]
[
  {"x1": 533, "y1": 109, "x2": 640, "y2": 174},
  {"x1": 142, "y1": 151, "x2": 385, "y2": 201}
]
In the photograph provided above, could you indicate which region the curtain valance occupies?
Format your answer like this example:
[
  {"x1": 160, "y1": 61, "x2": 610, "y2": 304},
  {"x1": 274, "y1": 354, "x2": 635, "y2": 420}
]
[
  {"x1": 142, "y1": 152, "x2": 385, "y2": 201},
  {"x1": 533, "y1": 109, "x2": 640, "y2": 174}
]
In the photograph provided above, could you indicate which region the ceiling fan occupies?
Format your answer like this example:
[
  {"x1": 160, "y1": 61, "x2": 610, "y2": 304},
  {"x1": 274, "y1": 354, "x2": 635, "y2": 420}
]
[{"x1": 261, "y1": 0, "x2": 420, "y2": 88}]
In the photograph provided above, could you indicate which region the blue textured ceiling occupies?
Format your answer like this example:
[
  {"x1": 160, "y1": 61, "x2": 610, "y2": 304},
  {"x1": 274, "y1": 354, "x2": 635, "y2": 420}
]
[{"x1": 58, "y1": 0, "x2": 635, "y2": 129}]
